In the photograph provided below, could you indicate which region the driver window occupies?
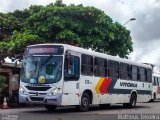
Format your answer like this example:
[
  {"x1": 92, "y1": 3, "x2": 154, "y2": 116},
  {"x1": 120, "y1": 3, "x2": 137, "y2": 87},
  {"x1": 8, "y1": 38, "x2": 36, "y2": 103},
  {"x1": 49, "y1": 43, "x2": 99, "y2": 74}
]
[{"x1": 64, "y1": 54, "x2": 80, "y2": 80}]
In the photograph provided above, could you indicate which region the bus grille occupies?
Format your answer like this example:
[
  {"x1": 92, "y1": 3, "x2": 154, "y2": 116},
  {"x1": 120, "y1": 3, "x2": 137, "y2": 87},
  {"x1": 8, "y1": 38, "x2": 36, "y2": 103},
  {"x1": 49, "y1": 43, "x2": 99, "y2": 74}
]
[
  {"x1": 25, "y1": 86, "x2": 51, "y2": 91},
  {"x1": 30, "y1": 97, "x2": 44, "y2": 101}
]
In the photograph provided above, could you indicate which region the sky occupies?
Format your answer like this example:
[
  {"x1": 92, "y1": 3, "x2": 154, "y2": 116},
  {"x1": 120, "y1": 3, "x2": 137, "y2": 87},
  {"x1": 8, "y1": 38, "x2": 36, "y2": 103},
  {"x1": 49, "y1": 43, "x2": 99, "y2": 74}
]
[{"x1": 1, "y1": 0, "x2": 160, "y2": 66}]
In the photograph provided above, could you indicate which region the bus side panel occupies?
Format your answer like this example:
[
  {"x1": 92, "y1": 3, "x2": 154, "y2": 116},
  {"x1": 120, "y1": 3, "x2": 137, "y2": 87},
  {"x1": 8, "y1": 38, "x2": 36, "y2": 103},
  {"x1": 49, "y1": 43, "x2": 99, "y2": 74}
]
[
  {"x1": 80, "y1": 76, "x2": 132, "y2": 105},
  {"x1": 61, "y1": 94, "x2": 80, "y2": 105},
  {"x1": 61, "y1": 81, "x2": 80, "y2": 106},
  {"x1": 100, "y1": 94, "x2": 130, "y2": 104},
  {"x1": 137, "y1": 94, "x2": 151, "y2": 102},
  {"x1": 79, "y1": 76, "x2": 96, "y2": 102},
  {"x1": 94, "y1": 78, "x2": 152, "y2": 104}
]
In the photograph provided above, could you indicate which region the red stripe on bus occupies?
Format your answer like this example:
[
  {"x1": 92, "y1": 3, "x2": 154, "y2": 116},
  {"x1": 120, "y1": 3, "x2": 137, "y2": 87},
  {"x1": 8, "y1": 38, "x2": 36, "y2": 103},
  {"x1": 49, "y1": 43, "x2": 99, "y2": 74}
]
[{"x1": 99, "y1": 78, "x2": 112, "y2": 93}]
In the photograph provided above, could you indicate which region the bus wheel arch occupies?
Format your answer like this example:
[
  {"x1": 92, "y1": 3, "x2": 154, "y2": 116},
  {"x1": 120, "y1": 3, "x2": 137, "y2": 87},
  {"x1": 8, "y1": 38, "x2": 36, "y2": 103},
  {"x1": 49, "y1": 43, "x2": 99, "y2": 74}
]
[
  {"x1": 82, "y1": 90, "x2": 93, "y2": 104},
  {"x1": 130, "y1": 91, "x2": 137, "y2": 100},
  {"x1": 77, "y1": 90, "x2": 93, "y2": 112},
  {"x1": 123, "y1": 91, "x2": 137, "y2": 108}
]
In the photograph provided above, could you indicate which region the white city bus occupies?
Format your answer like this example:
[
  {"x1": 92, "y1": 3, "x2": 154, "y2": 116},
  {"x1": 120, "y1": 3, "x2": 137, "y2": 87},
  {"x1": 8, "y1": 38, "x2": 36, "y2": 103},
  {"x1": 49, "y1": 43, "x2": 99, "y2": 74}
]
[
  {"x1": 151, "y1": 73, "x2": 160, "y2": 101},
  {"x1": 19, "y1": 44, "x2": 152, "y2": 111}
]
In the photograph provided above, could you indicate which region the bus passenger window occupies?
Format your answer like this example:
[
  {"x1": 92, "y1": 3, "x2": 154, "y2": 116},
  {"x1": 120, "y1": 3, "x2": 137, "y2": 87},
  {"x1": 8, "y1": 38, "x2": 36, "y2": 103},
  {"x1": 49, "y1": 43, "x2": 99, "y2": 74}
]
[
  {"x1": 147, "y1": 69, "x2": 152, "y2": 83},
  {"x1": 153, "y1": 77, "x2": 156, "y2": 86},
  {"x1": 64, "y1": 55, "x2": 80, "y2": 80},
  {"x1": 94, "y1": 57, "x2": 105, "y2": 77},
  {"x1": 131, "y1": 66, "x2": 138, "y2": 81},
  {"x1": 139, "y1": 67, "x2": 147, "y2": 82},
  {"x1": 120, "y1": 63, "x2": 129, "y2": 80},
  {"x1": 81, "y1": 54, "x2": 93, "y2": 76},
  {"x1": 108, "y1": 60, "x2": 119, "y2": 79},
  {"x1": 104, "y1": 60, "x2": 108, "y2": 77}
]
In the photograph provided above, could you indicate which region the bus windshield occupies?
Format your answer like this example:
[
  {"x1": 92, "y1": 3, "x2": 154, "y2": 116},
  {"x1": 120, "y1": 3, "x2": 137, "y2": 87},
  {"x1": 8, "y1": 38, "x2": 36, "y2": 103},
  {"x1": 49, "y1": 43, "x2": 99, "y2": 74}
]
[{"x1": 21, "y1": 56, "x2": 63, "y2": 84}]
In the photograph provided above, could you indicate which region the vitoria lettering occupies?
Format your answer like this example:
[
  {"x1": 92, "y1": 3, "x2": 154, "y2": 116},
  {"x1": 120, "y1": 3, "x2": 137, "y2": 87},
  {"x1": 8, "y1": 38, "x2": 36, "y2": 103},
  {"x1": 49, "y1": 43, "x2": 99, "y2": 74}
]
[{"x1": 120, "y1": 82, "x2": 137, "y2": 87}]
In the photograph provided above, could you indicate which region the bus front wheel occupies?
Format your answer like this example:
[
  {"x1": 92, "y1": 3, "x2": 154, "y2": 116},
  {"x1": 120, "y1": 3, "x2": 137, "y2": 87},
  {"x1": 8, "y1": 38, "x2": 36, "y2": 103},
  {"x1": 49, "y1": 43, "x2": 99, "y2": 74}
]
[
  {"x1": 77, "y1": 93, "x2": 90, "y2": 112},
  {"x1": 45, "y1": 105, "x2": 57, "y2": 111}
]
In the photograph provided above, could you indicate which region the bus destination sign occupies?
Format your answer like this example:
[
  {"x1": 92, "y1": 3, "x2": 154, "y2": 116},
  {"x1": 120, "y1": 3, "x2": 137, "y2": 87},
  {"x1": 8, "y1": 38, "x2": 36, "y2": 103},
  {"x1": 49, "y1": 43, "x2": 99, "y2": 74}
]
[{"x1": 25, "y1": 45, "x2": 64, "y2": 55}]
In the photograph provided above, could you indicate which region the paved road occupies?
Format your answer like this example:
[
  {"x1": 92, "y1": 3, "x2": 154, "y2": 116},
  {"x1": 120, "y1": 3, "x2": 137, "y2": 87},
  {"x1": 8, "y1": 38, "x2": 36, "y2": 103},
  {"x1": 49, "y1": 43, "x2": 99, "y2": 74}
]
[{"x1": 1, "y1": 101, "x2": 160, "y2": 120}]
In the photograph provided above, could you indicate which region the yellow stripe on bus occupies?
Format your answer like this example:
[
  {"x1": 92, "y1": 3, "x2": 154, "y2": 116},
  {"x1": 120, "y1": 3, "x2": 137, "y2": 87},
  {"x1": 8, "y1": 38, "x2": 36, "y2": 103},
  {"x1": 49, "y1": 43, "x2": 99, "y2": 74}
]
[{"x1": 95, "y1": 78, "x2": 105, "y2": 94}]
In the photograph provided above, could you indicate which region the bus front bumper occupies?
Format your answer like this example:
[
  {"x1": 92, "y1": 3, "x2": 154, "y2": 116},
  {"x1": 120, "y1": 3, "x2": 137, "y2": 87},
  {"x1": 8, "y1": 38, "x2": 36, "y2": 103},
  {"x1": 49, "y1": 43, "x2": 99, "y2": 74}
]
[{"x1": 19, "y1": 93, "x2": 62, "y2": 105}]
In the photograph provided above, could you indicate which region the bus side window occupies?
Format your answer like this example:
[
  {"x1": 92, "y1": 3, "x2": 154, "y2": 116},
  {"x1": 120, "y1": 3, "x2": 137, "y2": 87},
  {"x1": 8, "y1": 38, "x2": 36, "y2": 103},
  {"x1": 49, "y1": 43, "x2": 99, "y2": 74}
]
[
  {"x1": 139, "y1": 67, "x2": 147, "y2": 82},
  {"x1": 108, "y1": 60, "x2": 119, "y2": 79},
  {"x1": 131, "y1": 65, "x2": 138, "y2": 81},
  {"x1": 94, "y1": 57, "x2": 105, "y2": 77},
  {"x1": 153, "y1": 77, "x2": 156, "y2": 86},
  {"x1": 81, "y1": 54, "x2": 93, "y2": 76},
  {"x1": 108, "y1": 60, "x2": 114, "y2": 78},
  {"x1": 147, "y1": 69, "x2": 152, "y2": 83},
  {"x1": 104, "y1": 60, "x2": 108, "y2": 77},
  {"x1": 64, "y1": 54, "x2": 80, "y2": 81},
  {"x1": 120, "y1": 63, "x2": 129, "y2": 80}
]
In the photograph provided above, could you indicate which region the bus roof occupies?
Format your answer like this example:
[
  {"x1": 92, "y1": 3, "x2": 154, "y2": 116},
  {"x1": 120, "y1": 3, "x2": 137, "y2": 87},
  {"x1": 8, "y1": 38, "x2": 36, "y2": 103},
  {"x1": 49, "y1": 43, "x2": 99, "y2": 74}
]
[
  {"x1": 152, "y1": 73, "x2": 160, "y2": 77},
  {"x1": 28, "y1": 43, "x2": 152, "y2": 69}
]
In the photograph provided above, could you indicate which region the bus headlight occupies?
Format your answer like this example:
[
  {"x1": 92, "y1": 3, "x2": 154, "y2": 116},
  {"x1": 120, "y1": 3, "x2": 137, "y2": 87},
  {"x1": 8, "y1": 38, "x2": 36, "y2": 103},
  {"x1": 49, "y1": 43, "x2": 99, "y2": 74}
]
[
  {"x1": 19, "y1": 86, "x2": 28, "y2": 95},
  {"x1": 47, "y1": 88, "x2": 58, "y2": 96}
]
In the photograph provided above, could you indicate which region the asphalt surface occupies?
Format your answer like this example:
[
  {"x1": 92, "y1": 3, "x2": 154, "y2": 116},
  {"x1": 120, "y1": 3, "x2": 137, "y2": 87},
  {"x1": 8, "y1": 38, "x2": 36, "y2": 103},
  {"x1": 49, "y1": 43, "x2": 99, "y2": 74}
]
[{"x1": 1, "y1": 100, "x2": 160, "y2": 120}]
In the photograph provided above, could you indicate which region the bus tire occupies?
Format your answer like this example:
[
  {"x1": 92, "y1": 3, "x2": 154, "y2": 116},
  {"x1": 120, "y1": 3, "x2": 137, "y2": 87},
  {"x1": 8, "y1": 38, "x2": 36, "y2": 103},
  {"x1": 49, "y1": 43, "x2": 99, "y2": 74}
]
[
  {"x1": 123, "y1": 93, "x2": 137, "y2": 108},
  {"x1": 45, "y1": 105, "x2": 57, "y2": 111},
  {"x1": 130, "y1": 93, "x2": 137, "y2": 108},
  {"x1": 150, "y1": 93, "x2": 156, "y2": 102},
  {"x1": 77, "y1": 93, "x2": 90, "y2": 112},
  {"x1": 153, "y1": 93, "x2": 156, "y2": 101},
  {"x1": 149, "y1": 99, "x2": 154, "y2": 102},
  {"x1": 99, "y1": 104, "x2": 110, "y2": 109}
]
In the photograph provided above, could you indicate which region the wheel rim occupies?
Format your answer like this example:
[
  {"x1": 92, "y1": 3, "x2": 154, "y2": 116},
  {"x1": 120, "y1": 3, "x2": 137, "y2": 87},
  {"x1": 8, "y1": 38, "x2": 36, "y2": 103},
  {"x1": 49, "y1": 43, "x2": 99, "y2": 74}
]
[
  {"x1": 132, "y1": 99, "x2": 136, "y2": 107},
  {"x1": 81, "y1": 97, "x2": 89, "y2": 109},
  {"x1": 131, "y1": 96, "x2": 136, "y2": 107}
]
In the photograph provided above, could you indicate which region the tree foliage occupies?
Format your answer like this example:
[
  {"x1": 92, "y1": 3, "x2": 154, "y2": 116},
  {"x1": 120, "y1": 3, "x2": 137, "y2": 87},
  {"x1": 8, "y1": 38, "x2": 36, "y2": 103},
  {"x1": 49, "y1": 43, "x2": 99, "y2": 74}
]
[{"x1": 0, "y1": 0, "x2": 133, "y2": 63}]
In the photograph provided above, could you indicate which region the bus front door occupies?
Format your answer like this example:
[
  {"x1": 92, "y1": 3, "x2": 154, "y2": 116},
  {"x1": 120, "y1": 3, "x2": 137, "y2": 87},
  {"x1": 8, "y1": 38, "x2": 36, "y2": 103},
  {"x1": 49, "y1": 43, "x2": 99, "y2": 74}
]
[{"x1": 62, "y1": 51, "x2": 80, "y2": 105}]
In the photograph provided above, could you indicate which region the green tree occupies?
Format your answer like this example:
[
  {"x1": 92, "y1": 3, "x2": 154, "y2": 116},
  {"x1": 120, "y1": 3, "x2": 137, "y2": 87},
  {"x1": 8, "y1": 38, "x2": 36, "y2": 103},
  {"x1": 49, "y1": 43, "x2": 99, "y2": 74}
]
[{"x1": 0, "y1": 1, "x2": 133, "y2": 64}]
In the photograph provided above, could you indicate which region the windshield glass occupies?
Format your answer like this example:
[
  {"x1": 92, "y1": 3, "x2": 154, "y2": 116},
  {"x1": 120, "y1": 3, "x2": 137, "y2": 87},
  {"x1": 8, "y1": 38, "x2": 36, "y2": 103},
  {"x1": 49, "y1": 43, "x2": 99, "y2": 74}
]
[{"x1": 21, "y1": 56, "x2": 62, "y2": 84}]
